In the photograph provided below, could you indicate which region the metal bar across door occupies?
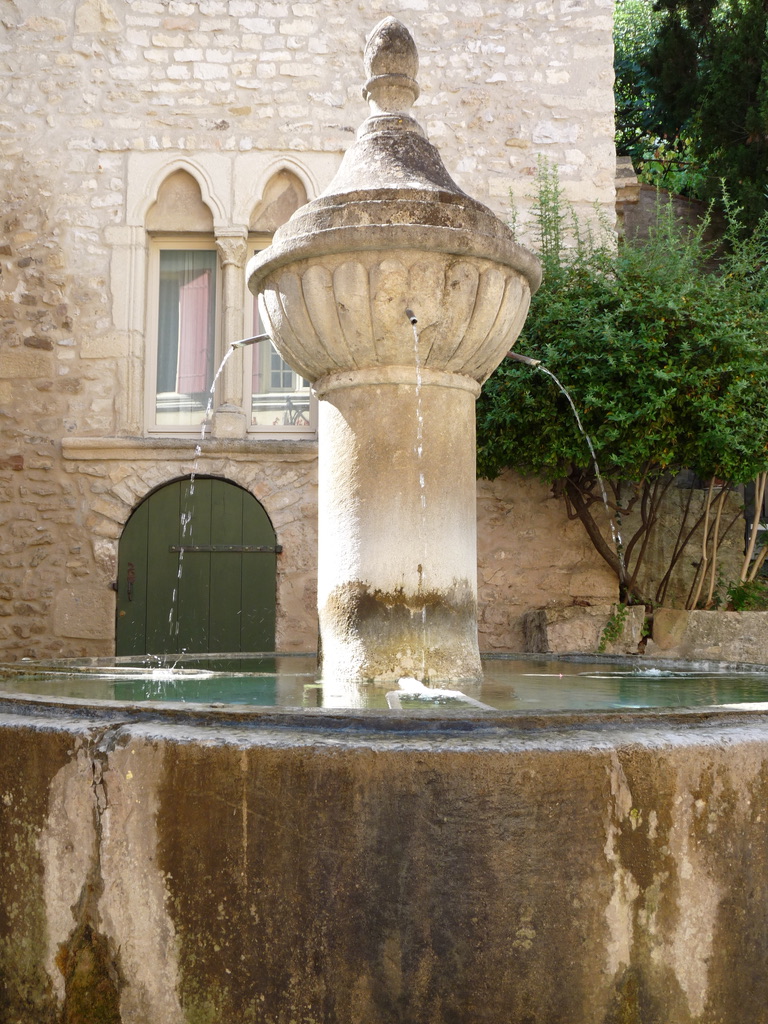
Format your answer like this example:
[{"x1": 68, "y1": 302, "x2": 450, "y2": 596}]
[{"x1": 169, "y1": 544, "x2": 283, "y2": 553}]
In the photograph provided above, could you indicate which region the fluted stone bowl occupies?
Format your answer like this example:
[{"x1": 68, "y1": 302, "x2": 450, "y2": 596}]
[
  {"x1": 253, "y1": 246, "x2": 533, "y2": 385},
  {"x1": 248, "y1": 156, "x2": 541, "y2": 387}
]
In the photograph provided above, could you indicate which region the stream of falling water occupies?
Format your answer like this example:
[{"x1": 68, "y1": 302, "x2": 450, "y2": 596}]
[
  {"x1": 535, "y1": 364, "x2": 628, "y2": 589},
  {"x1": 168, "y1": 345, "x2": 238, "y2": 645},
  {"x1": 409, "y1": 312, "x2": 428, "y2": 680}
]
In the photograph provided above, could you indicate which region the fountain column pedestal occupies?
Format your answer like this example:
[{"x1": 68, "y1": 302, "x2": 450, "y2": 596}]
[
  {"x1": 247, "y1": 17, "x2": 541, "y2": 683},
  {"x1": 316, "y1": 367, "x2": 481, "y2": 681}
]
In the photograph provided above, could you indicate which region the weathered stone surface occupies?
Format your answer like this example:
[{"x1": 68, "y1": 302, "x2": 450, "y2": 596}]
[
  {"x1": 2, "y1": 703, "x2": 768, "y2": 1021},
  {"x1": 53, "y1": 586, "x2": 115, "y2": 640},
  {"x1": 523, "y1": 602, "x2": 614, "y2": 653},
  {"x1": 523, "y1": 602, "x2": 648, "y2": 655},
  {"x1": 650, "y1": 607, "x2": 691, "y2": 652},
  {"x1": 0, "y1": 721, "x2": 74, "y2": 1023},
  {"x1": 649, "y1": 608, "x2": 768, "y2": 664},
  {"x1": 0, "y1": 347, "x2": 54, "y2": 378},
  {"x1": 315, "y1": 368, "x2": 483, "y2": 681},
  {"x1": 256, "y1": 251, "x2": 533, "y2": 384},
  {"x1": 476, "y1": 470, "x2": 619, "y2": 652}
]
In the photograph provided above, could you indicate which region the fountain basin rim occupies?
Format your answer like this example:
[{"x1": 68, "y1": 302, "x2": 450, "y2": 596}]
[
  {"x1": 247, "y1": 221, "x2": 542, "y2": 295},
  {"x1": 2, "y1": 691, "x2": 768, "y2": 760}
]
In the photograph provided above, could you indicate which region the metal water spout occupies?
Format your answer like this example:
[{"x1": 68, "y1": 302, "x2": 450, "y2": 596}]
[
  {"x1": 247, "y1": 17, "x2": 541, "y2": 683},
  {"x1": 230, "y1": 333, "x2": 271, "y2": 348}
]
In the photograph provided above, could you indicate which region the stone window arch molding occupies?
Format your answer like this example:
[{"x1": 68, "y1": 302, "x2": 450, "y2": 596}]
[
  {"x1": 109, "y1": 155, "x2": 235, "y2": 435},
  {"x1": 108, "y1": 152, "x2": 327, "y2": 437},
  {"x1": 131, "y1": 156, "x2": 230, "y2": 233},
  {"x1": 233, "y1": 156, "x2": 316, "y2": 229}
]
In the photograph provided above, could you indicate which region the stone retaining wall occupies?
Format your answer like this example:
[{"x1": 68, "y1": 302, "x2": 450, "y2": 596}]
[{"x1": 649, "y1": 608, "x2": 768, "y2": 665}]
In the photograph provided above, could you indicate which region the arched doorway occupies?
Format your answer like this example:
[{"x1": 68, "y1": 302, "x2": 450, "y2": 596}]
[{"x1": 116, "y1": 477, "x2": 278, "y2": 656}]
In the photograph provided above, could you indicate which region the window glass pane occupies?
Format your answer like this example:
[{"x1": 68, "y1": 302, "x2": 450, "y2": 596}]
[
  {"x1": 250, "y1": 291, "x2": 311, "y2": 428},
  {"x1": 156, "y1": 250, "x2": 217, "y2": 427}
]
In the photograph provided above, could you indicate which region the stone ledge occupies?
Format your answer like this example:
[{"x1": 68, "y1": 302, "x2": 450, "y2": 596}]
[
  {"x1": 648, "y1": 608, "x2": 768, "y2": 664},
  {"x1": 61, "y1": 436, "x2": 319, "y2": 462},
  {"x1": 522, "y1": 603, "x2": 645, "y2": 655}
]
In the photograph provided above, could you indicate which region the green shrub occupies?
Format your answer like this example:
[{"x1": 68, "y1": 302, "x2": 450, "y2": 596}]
[
  {"x1": 726, "y1": 578, "x2": 768, "y2": 611},
  {"x1": 478, "y1": 163, "x2": 768, "y2": 605}
]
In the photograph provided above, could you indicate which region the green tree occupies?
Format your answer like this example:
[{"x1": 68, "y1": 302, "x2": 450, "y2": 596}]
[
  {"x1": 614, "y1": 0, "x2": 768, "y2": 219},
  {"x1": 614, "y1": 0, "x2": 669, "y2": 158},
  {"x1": 478, "y1": 167, "x2": 768, "y2": 604}
]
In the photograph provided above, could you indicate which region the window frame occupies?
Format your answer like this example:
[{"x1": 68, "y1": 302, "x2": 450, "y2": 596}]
[{"x1": 145, "y1": 236, "x2": 223, "y2": 437}]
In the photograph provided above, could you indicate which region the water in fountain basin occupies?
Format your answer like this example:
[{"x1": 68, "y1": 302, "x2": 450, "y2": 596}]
[{"x1": 5, "y1": 654, "x2": 768, "y2": 712}]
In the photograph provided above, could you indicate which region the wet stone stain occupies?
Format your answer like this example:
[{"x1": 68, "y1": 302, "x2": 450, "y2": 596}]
[
  {"x1": 321, "y1": 578, "x2": 479, "y2": 677},
  {"x1": 55, "y1": 923, "x2": 122, "y2": 1024},
  {"x1": 0, "y1": 725, "x2": 70, "y2": 1024},
  {"x1": 326, "y1": 580, "x2": 475, "y2": 627},
  {"x1": 50, "y1": 730, "x2": 125, "y2": 1024},
  {"x1": 604, "y1": 968, "x2": 647, "y2": 1024},
  {"x1": 614, "y1": 752, "x2": 678, "y2": 906}
]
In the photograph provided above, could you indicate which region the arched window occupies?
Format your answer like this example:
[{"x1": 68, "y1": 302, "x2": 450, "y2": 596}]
[
  {"x1": 145, "y1": 171, "x2": 220, "y2": 433},
  {"x1": 129, "y1": 160, "x2": 318, "y2": 438}
]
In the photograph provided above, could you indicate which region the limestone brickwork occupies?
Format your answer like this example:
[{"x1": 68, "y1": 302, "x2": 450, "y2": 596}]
[
  {"x1": 0, "y1": 0, "x2": 617, "y2": 660},
  {"x1": 477, "y1": 470, "x2": 618, "y2": 650}
]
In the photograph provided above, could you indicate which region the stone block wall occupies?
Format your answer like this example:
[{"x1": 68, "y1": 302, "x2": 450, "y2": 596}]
[
  {"x1": 615, "y1": 157, "x2": 726, "y2": 247},
  {"x1": 0, "y1": 0, "x2": 618, "y2": 660},
  {"x1": 1, "y1": 0, "x2": 615, "y2": 223},
  {"x1": 477, "y1": 470, "x2": 617, "y2": 650}
]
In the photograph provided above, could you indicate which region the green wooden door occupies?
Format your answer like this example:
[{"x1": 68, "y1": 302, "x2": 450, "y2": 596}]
[{"x1": 116, "y1": 478, "x2": 278, "y2": 655}]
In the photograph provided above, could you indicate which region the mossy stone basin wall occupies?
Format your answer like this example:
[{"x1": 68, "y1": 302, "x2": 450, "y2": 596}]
[{"x1": 1, "y1": 696, "x2": 768, "y2": 1023}]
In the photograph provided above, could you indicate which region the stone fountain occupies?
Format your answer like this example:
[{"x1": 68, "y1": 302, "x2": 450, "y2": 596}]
[
  {"x1": 247, "y1": 17, "x2": 541, "y2": 683},
  {"x1": 4, "y1": 20, "x2": 768, "y2": 1024}
]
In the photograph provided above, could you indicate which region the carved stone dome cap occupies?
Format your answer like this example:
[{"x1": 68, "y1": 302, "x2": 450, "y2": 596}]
[
  {"x1": 362, "y1": 16, "x2": 420, "y2": 124},
  {"x1": 365, "y1": 16, "x2": 418, "y2": 83},
  {"x1": 248, "y1": 18, "x2": 541, "y2": 295}
]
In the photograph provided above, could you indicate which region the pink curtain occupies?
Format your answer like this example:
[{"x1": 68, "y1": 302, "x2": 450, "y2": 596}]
[{"x1": 177, "y1": 269, "x2": 211, "y2": 394}]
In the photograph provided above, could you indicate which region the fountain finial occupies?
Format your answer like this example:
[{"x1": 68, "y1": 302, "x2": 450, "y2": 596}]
[{"x1": 360, "y1": 17, "x2": 423, "y2": 138}]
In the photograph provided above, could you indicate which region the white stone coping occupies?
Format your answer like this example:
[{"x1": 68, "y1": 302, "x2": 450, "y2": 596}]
[{"x1": 61, "y1": 436, "x2": 318, "y2": 462}]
